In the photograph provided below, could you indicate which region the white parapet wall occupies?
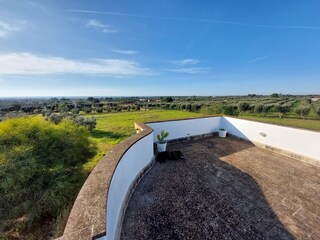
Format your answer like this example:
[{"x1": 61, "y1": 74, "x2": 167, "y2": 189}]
[
  {"x1": 106, "y1": 131, "x2": 154, "y2": 240},
  {"x1": 146, "y1": 116, "x2": 222, "y2": 142},
  {"x1": 147, "y1": 116, "x2": 319, "y2": 162},
  {"x1": 222, "y1": 117, "x2": 320, "y2": 161}
]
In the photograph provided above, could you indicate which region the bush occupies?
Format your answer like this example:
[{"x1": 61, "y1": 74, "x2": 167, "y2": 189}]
[
  {"x1": 221, "y1": 105, "x2": 238, "y2": 116},
  {"x1": 254, "y1": 104, "x2": 264, "y2": 115},
  {"x1": 238, "y1": 102, "x2": 250, "y2": 115},
  {"x1": 0, "y1": 116, "x2": 96, "y2": 238},
  {"x1": 200, "y1": 104, "x2": 222, "y2": 115},
  {"x1": 274, "y1": 104, "x2": 290, "y2": 119},
  {"x1": 295, "y1": 106, "x2": 311, "y2": 119}
]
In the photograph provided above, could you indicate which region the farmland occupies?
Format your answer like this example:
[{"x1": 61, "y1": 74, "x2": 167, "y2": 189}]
[{"x1": 1, "y1": 94, "x2": 320, "y2": 239}]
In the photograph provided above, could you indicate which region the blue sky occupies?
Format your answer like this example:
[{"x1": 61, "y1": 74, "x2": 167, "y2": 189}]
[{"x1": 0, "y1": 0, "x2": 320, "y2": 97}]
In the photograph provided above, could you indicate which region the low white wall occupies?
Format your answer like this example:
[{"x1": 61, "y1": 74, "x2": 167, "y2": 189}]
[
  {"x1": 105, "y1": 133, "x2": 154, "y2": 240},
  {"x1": 222, "y1": 117, "x2": 320, "y2": 161},
  {"x1": 147, "y1": 117, "x2": 222, "y2": 142}
]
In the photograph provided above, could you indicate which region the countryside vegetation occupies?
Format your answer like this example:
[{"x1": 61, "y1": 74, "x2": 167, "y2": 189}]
[{"x1": 0, "y1": 94, "x2": 320, "y2": 239}]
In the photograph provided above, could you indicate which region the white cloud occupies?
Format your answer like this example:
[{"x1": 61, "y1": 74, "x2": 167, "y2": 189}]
[
  {"x1": 171, "y1": 58, "x2": 199, "y2": 66},
  {"x1": 0, "y1": 20, "x2": 24, "y2": 38},
  {"x1": 0, "y1": 53, "x2": 152, "y2": 76},
  {"x1": 67, "y1": 10, "x2": 320, "y2": 31},
  {"x1": 168, "y1": 67, "x2": 208, "y2": 74},
  {"x1": 86, "y1": 19, "x2": 118, "y2": 33},
  {"x1": 248, "y1": 55, "x2": 272, "y2": 63},
  {"x1": 111, "y1": 49, "x2": 138, "y2": 55}
]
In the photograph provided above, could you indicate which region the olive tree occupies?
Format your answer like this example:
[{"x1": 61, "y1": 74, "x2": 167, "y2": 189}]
[
  {"x1": 238, "y1": 102, "x2": 250, "y2": 115},
  {"x1": 274, "y1": 104, "x2": 290, "y2": 119},
  {"x1": 295, "y1": 106, "x2": 311, "y2": 119}
]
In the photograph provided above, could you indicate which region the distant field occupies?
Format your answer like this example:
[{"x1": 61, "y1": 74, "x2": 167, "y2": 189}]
[
  {"x1": 85, "y1": 110, "x2": 205, "y2": 170},
  {"x1": 239, "y1": 115, "x2": 320, "y2": 131}
]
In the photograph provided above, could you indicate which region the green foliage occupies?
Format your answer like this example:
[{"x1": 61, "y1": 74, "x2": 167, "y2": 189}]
[
  {"x1": 221, "y1": 105, "x2": 238, "y2": 116},
  {"x1": 317, "y1": 107, "x2": 320, "y2": 117},
  {"x1": 274, "y1": 104, "x2": 290, "y2": 118},
  {"x1": 163, "y1": 97, "x2": 173, "y2": 102},
  {"x1": 157, "y1": 130, "x2": 169, "y2": 143},
  {"x1": 200, "y1": 104, "x2": 222, "y2": 115},
  {"x1": 76, "y1": 116, "x2": 97, "y2": 132},
  {"x1": 238, "y1": 102, "x2": 250, "y2": 115},
  {"x1": 46, "y1": 113, "x2": 97, "y2": 132},
  {"x1": 83, "y1": 107, "x2": 92, "y2": 114},
  {"x1": 295, "y1": 106, "x2": 311, "y2": 119},
  {"x1": 96, "y1": 107, "x2": 103, "y2": 113},
  {"x1": 0, "y1": 116, "x2": 96, "y2": 238},
  {"x1": 254, "y1": 104, "x2": 264, "y2": 115}
]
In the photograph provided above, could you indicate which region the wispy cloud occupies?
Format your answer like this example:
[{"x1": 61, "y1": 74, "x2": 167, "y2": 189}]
[
  {"x1": 171, "y1": 58, "x2": 199, "y2": 66},
  {"x1": 0, "y1": 20, "x2": 25, "y2": 38},
  {"x1": 0, "y1": 53, "x2": 152, "y2": 76},
  {"x1": 168, "y1": 67, "x2": 208, "y2": 74},
  {"x1": 66, "y1": 9, "x2": 320, "y2": 31},
  {"x1": 169, "y1": 58, "x2": 208, "y2": 73},
  {"x1": 111, "y1": 49, "x2": 138, "y2": 55},
  {"x1": 86, "y1": 19, "x2": 118, "y2": 33},
  {"x1": 248, "y1": 55, "x2": 272, "y2": 63}
]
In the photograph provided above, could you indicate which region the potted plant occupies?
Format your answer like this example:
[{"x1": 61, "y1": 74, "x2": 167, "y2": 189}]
[
  {"x1": 157, "y1": 130, "x2": 169, "y2": 152},
  {"x1": 219, "y1": 128, "x2": 227, "y2": 138}
]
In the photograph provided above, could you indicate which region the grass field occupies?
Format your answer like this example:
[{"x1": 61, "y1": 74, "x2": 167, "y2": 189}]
[
  {"x1": 84, "y1": 110, "x2": 205, "y2": 170},
  {"x1": 239, "y1": 115, "x2": 320, "y2": 131}
]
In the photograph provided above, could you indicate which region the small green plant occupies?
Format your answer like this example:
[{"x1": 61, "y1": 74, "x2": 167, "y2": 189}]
[
  {"x1": 219, "y1": 128, "x2": 225, "y2": 131},
  {"x1": 157, "y1": 130, "x2": 169, "y2": 143}
]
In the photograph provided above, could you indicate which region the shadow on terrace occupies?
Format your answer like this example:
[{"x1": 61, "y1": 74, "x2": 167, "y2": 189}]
[{"x1": 121, "y1": 136, "x2": 319, "y2": 239}]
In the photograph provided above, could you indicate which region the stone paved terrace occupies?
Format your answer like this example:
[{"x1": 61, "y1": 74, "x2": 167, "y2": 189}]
[{"x1": 121, "y1": 136, "x2": 320, "y2": 240}]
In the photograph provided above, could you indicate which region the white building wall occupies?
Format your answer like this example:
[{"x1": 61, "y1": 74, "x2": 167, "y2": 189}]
[
  {"x1": 106, "y1": 133, "x2": 154, "y2": 240},
  {"x1": 147, "y1": 117, "x2": 222, "y2": 142},
  {"x1": 222, "y1": 117, "x2": 320, "y2": 161}
]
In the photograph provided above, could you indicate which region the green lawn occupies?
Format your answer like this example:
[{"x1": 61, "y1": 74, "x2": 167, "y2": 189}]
[
  {"x1": 239, "y1": 115, "x2": 320, "y2": 131},
  {"x1": 84, "y1": 110, "x2": 205, "y2": 170}
]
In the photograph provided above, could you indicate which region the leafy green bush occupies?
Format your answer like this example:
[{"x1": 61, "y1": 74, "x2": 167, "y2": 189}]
[
  {"x1": 274, "y1": 104, "x2": 290, "y2": 118},
  {"x1": 295, "y1": 106, "x2": 311, "y2": 119},
  {"x1": 200, "y1": 104, "x2": 222, "y2": 115},
  {"x1": 0, "y1": 116, "x2": 96, "y2": 238},
  {"x1": 254, "y1": 104, "x2": 264, "y2": 115},
  {"x1": 46, "y1": 113, "x2": 96, "y2": 132},
  {"x1": 238, "y1": 102, "x2": 250, "y2": 115}
]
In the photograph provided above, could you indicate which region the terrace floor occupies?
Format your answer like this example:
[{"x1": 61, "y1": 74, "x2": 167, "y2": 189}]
[{"x1": 121, "y1": 136, "x2": 320, "y2": 240}]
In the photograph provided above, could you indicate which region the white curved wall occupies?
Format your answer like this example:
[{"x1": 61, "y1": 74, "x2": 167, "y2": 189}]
[
  {"x1": 222, "y1": 117, "x2": 320, "y2": 161},
  {"x1": 147, "y1": 116, "x2": 320, "y2": 161},
  {"x1": 106, "y1": 133, "x2": 154, "y2": 240},
  {"x1": 147, "y1": 117, "x2": 221, "y2": 142},
  {"x1": 104, "y1": 116, "x2": 319, "y2": 240}
]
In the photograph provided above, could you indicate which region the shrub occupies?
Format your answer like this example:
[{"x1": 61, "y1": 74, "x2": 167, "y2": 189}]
[
  {"x1": 274, "y1": 104, "x2": 290, "y2": 119},
  {"x1": 238, "y1": 102, "x2": 250, "y2": 115},
  {"x1": 295, "y1": 106, "x2": 311, "y2": 119},
  {"x1": 96, "y1": 107, "x2": 103, "y2": 113},
  {"x1": 254, "y1": 104, "x2": 264, "y2": 115},
  {"x1": 200, "y1": 104, "x2": 222, "y2": 115},
  {"x1": 0, "y1": 116, "x2": 96, "y2": 238},
  {"x1": 317, "y1": 107, "x2": 320, "y2": 117},
  {"x1": 221, "y1": 105, "x2": 238, "y2": 116}
]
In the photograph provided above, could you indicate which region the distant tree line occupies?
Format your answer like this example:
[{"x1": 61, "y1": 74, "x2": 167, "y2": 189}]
[{"x1": 1, "y1": 94, "x2": 320, "y2": 121}]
